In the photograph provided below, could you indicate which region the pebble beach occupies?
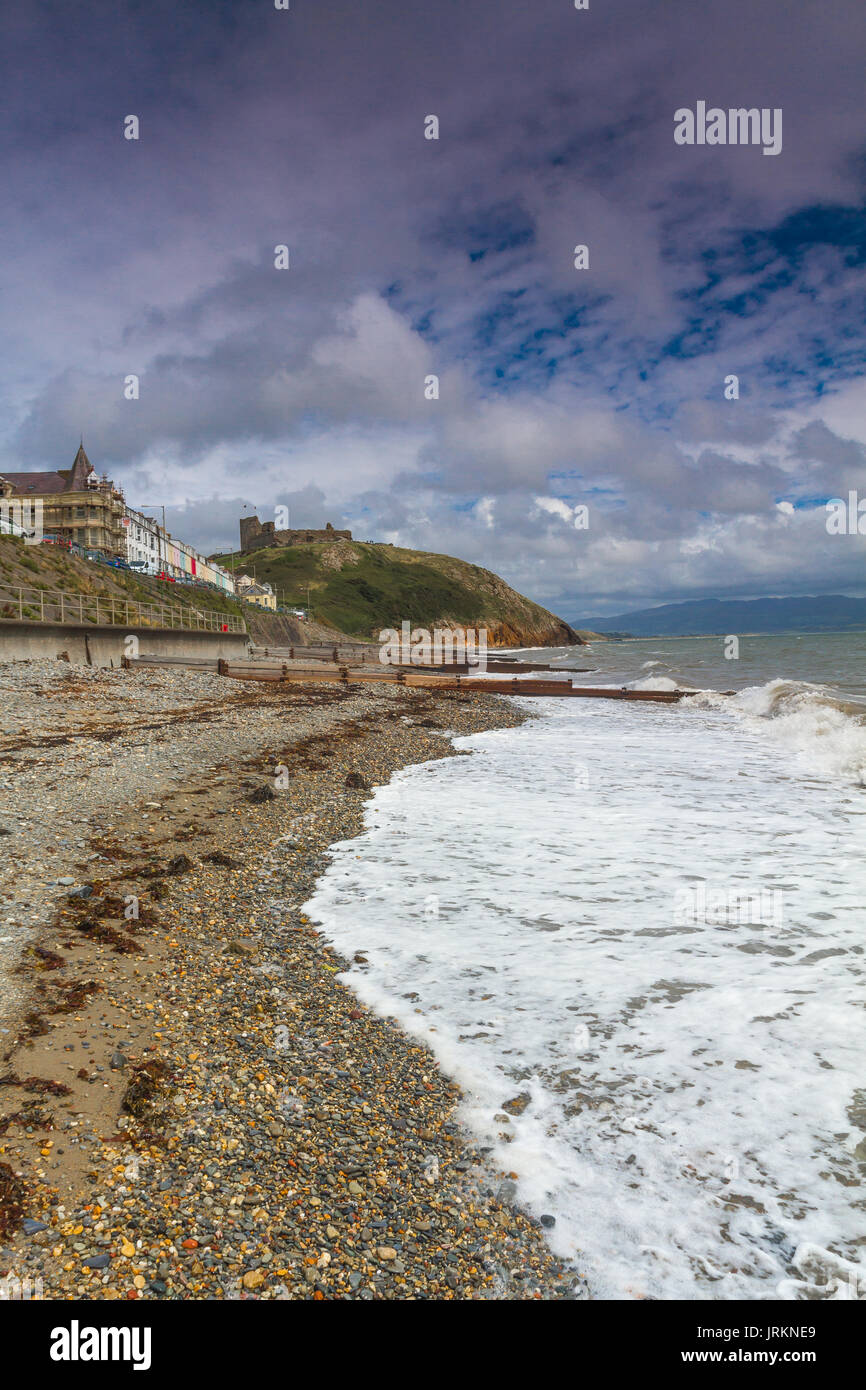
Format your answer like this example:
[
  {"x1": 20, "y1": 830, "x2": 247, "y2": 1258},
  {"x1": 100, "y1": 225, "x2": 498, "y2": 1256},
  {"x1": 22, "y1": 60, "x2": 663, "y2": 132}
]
[{"x1": 0, "y1": 659, "x2": 582, "y2": 1300}]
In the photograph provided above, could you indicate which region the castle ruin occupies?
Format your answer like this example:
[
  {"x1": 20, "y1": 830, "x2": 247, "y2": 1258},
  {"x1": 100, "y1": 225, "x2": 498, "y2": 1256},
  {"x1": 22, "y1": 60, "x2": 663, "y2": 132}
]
[{"x1": 239, "y1": 515, "x2": 352, "y2": 553}]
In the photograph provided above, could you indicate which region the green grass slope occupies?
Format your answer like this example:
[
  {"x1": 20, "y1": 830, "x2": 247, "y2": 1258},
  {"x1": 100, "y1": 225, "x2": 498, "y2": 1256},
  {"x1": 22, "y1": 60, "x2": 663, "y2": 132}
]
[{"x1": 0, "y1": 535, "x2": 244, "y2": 627}]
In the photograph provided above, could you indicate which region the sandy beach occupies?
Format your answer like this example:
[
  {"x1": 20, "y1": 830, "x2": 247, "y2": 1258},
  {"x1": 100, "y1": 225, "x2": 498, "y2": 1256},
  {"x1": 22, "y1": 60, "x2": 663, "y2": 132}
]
[{"x1": 0, "y1": 660, "x2": 581, "y2": 1300}]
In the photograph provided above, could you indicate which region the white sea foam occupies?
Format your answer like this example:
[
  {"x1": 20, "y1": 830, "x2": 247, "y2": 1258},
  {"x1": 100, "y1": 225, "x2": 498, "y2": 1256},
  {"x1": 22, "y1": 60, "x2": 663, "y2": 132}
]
[
  {"x1": 303, "y1": 689, "x2": 866, "y2": 1300},
  {"x1": 628, "y1": 675, "x2": 683, "y2": 692},
  {"x1": 694, "y1": 679, "x2": 866, "y2": 786}
]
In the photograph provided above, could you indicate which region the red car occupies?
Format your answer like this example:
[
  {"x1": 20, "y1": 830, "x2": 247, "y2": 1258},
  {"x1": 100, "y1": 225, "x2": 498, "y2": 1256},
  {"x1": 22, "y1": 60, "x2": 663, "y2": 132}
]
[{"x1": 156, "y1": 571, "x2": 176, "y2": 582}]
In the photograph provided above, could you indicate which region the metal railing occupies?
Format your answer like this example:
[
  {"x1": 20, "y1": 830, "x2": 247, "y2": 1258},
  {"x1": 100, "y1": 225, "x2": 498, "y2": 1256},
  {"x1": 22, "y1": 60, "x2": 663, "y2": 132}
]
[{"x1": 0, "y1": 583, "x2": 246, "y2": 633}]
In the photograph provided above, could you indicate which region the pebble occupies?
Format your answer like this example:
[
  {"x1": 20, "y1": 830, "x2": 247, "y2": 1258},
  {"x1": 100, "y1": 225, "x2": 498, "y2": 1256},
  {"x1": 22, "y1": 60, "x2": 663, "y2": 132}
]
[
  {"x1": 0, "y1": 659, "x2": 585, "y2": 1302},
  {"x1": 20, "y1": 1218, "x2": 49, "y2": 1235}
]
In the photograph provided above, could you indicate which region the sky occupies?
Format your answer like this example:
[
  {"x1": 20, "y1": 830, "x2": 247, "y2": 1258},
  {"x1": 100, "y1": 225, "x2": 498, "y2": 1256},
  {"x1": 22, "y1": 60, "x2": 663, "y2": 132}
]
[{"x1": 1, "y1": 0, "x2": 865, "y2": 621}]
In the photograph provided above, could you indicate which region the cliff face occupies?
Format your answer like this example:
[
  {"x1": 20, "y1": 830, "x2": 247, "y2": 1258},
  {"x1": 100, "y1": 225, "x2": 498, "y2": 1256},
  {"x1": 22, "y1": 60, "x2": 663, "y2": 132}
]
[
  {"x1": 215, "y1": 540, "x2": 582, "y2": 648},
  {"x1": 242, "y1": 609, "x2": 353, "y2": 648},
  {"x1": 245, "y1": 609, "x2": 579, "y2": 650},
  {"x1": 482, "y1": 617, "x2": 581, "y2": 648}
]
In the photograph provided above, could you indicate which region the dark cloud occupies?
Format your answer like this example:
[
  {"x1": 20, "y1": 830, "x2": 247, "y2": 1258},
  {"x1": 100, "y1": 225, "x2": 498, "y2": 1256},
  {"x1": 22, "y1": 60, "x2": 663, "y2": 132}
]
[{"x1": 1, "y1": 0, "x2": 865, "y2": 614}]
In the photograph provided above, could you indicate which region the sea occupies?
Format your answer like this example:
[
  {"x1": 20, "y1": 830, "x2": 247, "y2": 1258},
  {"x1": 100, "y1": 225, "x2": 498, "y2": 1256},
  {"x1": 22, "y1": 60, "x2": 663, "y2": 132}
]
[{"x1": 303, "y1": 632, "x2": 866, "y2": 1300}]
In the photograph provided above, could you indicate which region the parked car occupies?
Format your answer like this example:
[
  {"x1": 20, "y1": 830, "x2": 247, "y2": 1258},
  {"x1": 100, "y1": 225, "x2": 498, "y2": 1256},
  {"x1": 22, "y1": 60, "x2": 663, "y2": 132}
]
[
  {"x1": 0, "y1": 514, "x2": 31, "y2": 539},
  {"x1": 156, "y1": 571, "x2": 177, "y2": 582},
  {"x1": 107, "y1": 557, "x2": 131, "y2": 570}
]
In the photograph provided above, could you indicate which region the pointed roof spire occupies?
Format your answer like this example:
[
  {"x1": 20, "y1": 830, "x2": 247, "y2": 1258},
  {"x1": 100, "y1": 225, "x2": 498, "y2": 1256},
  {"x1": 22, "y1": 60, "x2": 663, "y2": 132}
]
[{"x1": 66, "y1": 440, "x2": 94, "y2": 490}]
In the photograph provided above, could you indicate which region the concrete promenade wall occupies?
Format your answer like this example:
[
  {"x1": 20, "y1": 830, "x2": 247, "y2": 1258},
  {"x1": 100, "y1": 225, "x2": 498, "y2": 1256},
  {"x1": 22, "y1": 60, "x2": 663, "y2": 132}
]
[{"x1": 0, "y1": 622, "x2": 252, "y2": 668}]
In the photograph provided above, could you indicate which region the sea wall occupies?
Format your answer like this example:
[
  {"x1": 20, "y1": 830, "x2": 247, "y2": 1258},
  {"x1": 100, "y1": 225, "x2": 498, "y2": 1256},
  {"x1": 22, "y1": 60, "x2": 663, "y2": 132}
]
[{"x1": 0, "y1": 621, "x2": 251, "y2": 668}]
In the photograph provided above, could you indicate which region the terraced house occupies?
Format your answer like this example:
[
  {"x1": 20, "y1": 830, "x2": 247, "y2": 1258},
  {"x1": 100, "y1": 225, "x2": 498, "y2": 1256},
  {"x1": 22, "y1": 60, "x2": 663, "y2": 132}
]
[{"x1": 0, "y1": 443, "x2": 126, "y2": 553}]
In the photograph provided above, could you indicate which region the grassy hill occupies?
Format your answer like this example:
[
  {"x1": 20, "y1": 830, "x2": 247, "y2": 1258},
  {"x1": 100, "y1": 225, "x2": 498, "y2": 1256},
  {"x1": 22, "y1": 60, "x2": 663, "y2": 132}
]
[
  {"x1": 0, "y1": 533, "x2": 580, "y2": 649},
  {"x1": 0, "y1": 535, "x2": 244, "y2": 627},
  {"x1": 215, "y1": 539, "x2": 580, "y2": 646}
]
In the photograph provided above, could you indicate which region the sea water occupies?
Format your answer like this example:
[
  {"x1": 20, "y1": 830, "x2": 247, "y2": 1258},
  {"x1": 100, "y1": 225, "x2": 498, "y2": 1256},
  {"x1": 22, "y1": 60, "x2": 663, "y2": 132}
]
[{"x1": 303, "y1": 632, "x2": 866, "y2": 1300}]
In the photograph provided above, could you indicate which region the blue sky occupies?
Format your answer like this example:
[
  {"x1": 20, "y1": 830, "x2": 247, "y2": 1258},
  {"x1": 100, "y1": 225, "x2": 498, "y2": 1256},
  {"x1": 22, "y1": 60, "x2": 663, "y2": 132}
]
[{"x1": 1, "y1": 0, "x2": 865, "y2": 618}]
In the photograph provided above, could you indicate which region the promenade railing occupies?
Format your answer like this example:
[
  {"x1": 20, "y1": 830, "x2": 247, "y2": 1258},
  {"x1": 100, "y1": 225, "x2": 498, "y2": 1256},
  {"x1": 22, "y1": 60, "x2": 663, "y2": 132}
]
[{"x1": 0, "y1": 583, "x2": 246, "y2": 634}]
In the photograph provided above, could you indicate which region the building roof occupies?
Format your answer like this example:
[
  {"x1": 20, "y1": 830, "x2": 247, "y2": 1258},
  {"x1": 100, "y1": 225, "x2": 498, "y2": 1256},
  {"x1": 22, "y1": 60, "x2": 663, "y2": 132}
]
[
  {"x1": 1, "y1": 444, "x2": 96, "y2": 496},
  {"x1": 1, "y1": 470, "x2": 68, "y2": 494},
  {"x1": 237, "y1": 574, "x2": 271, "y2": 595}
]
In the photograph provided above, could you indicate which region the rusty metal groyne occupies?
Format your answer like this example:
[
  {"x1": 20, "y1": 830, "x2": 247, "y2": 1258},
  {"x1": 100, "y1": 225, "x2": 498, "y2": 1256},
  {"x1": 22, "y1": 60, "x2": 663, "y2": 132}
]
[{"x1": 123, "y1": 652, "x2": 694, "y2": 703}]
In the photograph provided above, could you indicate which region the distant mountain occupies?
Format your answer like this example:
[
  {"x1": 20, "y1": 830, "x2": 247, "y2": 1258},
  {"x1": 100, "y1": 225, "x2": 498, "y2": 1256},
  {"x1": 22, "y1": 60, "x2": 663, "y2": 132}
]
[{"x1": 573, "y1": 595, "x2": 866, "y2": 637}]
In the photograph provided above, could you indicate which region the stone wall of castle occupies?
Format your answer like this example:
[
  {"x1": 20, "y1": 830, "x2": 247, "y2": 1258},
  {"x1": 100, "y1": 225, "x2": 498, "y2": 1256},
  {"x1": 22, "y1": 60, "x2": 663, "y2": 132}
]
[{"x1": 239, "y1": 516, "x2": 352, "y2": 552}]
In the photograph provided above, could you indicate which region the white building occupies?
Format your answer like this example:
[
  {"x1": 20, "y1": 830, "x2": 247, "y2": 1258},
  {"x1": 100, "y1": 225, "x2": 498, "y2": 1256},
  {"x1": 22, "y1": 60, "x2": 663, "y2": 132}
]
[{"x1": 123, "y1": 508, "x2": 161, "y2": 573}]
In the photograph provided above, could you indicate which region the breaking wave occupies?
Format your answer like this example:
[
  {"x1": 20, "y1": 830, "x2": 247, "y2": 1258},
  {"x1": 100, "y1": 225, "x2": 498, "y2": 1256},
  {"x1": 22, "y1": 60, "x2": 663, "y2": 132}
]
[{"x1": 700, "y1": 679, "x2": 866, "y2": 786}]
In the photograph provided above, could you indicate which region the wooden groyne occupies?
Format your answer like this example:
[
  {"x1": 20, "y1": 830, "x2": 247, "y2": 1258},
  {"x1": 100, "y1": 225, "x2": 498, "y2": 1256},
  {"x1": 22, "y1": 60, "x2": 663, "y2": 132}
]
[
  {"x1": 251, "y1": 644, "x2": 588, "y2": 675},
  {"x1": 123, "y1": 654, "x2": 688, "y2": 703},
  {"x1": 229, "y1": 666, "x2": 687, "y2": 701}
]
